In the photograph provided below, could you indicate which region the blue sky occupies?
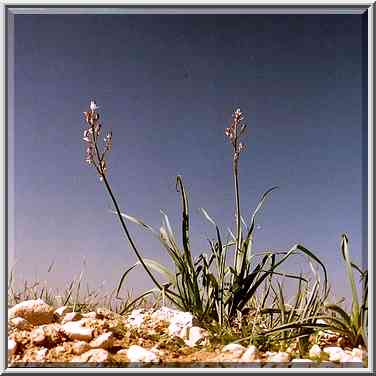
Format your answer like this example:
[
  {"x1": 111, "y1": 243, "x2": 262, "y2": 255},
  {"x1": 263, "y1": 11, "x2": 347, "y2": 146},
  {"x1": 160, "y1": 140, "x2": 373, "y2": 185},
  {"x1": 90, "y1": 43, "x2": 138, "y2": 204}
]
[{"x1": 10, "y1": 13, "x2": 367, "y2": 303}]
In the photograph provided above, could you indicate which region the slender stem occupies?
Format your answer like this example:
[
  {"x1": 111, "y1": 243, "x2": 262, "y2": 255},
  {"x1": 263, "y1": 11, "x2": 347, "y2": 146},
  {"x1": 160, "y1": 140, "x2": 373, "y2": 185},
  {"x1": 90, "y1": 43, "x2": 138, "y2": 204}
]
[
  {"x1": 233, "y1": 157, "x2": 242, "y2": 274},
  {"x1": 89, "y1": 121, "x2": 180, "y2": 307},
  {"x1": 101, "y1": 174, "x2": 163, "y2": 290}
]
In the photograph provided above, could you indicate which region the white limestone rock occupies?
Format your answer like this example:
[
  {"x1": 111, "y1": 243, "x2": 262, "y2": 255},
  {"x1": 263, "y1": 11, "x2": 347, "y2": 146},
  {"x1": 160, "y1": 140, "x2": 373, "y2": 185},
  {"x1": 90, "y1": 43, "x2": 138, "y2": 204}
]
[
  {"x1": 267, "y1": 352, "x2": 289, "y2": 362},
  {"x1": 222, "y1": 343, "x2": 246, "y2": 357},
  {"x1": 324, "y1": 347, "x2": 347, "y2": 362},
  {"x1": 127, "y1": 345, "x2": 159, "y2": 363},
  {"x1": 9, "y1": 317, "x2": 32, "y2": 330},
  {"x1": 127, "y1": 309, "x2": 145, "y2": 327},
  {"x1": 35, "y1": 348, "x2": 48, "y2": 362},
  {"x1": 309, "y1": 344, "x2": 322, "y2": 359},
  {"x1": 62, "y1": 321, "x2": 93, "y2": 341},
  {"x1": 72, "y1": 341, "x2": 91, "y2": 355},
  {"x1": 61, "y1": 311, "x2": 82, "y2": 324},
  {"x1": 81, "y1": 311, "x2": 97, "y2": 319},
  {"x1": 54, "y1": 306, "x2": 72, "y2": 318},
  {"x1": 240, "y1": 345, "x2": 257, "y2": 362},
  {"x1": 90, "y1": 332, "x2": 114, "y2": 349},
  {"x1": 151, "y1": 307, "x2": 178, "y2": 322},
  {"x1": 71, "y1": 349, "x2": 110, "y2": 362},
  {"x1": 352, "y1": 347, "x2": 366, "y2": 360},
  {"x1": 8, "y1": 338, "x2": 17, "y2": 356},
  {"x1": 30, "y1": 327, "x2": 46, "y2": 345},
  {"x1": 8, "y1": 299, "x2": 54, "y2": 325},
  {"x1": 183, "y1": 326, "x2": 207, "y2": 347}
]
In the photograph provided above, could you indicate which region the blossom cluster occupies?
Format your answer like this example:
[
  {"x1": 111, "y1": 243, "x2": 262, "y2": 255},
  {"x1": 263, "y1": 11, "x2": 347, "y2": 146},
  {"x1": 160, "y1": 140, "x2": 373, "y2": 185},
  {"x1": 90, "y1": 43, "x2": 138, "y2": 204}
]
[
  {"x1": 225, "y1": 108, "x2": 247, "y2": 161},
  {"x1": 82, "y1": 100, "x2": 112, "y2": 181}
]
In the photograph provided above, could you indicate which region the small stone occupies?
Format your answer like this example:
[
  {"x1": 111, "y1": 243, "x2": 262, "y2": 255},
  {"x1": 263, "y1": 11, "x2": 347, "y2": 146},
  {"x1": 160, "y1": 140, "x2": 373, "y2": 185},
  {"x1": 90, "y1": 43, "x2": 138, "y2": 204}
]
[
  {"x1": 240, "y1": 345, "x2": 257, "y2": 362},
  {"x1": 292, "y1": 358, "x2": 313, "y2": 362},
  {"x1": 61, "y1": 312, "x2": 82, "y2": 324},
  {"x1": 90, "y1": 332, "x2": 114, "y2": 349},
  {"x1": 222, "y1": 343, "x2": 246, "y2": 356},
  {"x1": 96, "y1": 307, "x2": 120, "y2": 320},
  {"x1": 324, "y1": 347, "x2": 346, "y2": 362},
  {"x1": 62, "y1": 321, "x2": 93, "y2": 341},
  {"x1": 72, "y1": 341, "x2": 91, "y2": 355},
  {"x1": 54, "y1": 306, "x2": 72, "y2": 318},
  {"x1": 340, "y1": 353, "x2": 356, "y2": 363},
  {"x1": 151, "y1": 307, "x2": 178, "y2": 322},
  {"x1": 309, "y1": 344, "x2": 322, "y2": 359},
  {"x1": 352, "y1": 347, "x2": 366, "y2": 360},
  {"x1": 168, "y1": 312, "x2": 193, "y2": 337},
  {"x1": 151, "y1": 307, "x2": 193, "y2": 337},
  {"x1": 35, "y1": 348, "x2": 48, "y2": 362},
  {"x1": 10, "y1": 317, "x2": 32, "y2": 330},
  {"x1": 8, "y1": 299, "x2": 54, "y2": 325},
  {"x1": 8, "y1": 338, "x2": 17, "y2": 356},
  {"x1": 117, "y1": 349, "x2": 128, "y2": 355},
  {"x1": 30, "y1": 327, "x2": 46, "y2": 345},
  {"x1": 179, "y1": 325, "x2": 189, "y2": 340},
  {"x1": 267, "y1": 352, "x2": 289, "y2": 362},
  {"x1": 127, "y1": 309, "x2": 145, "y2": 327},
  {"x1": 185, "y1": 326, "x2": 207, "y2": 347},
  {"x1": 127, "y1": 345, "x2": 159, "y2": 363},
  {"x1": 71, "y1": 349, "x2": 110, "y2": 362},
  {"x1": 81, "y1": 312, "x2": 97, "y2": 319},
  {"x1": 54, "y1": 345, "x2": 65, "y2": 354},
  {"x1": 291, "y1": 359, "x2": 313, "y2": 367}
]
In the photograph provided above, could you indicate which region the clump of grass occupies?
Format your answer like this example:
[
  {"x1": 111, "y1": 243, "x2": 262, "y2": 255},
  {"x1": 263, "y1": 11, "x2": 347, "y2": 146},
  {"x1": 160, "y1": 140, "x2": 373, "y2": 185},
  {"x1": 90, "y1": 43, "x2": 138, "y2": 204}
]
[
  {"x1": 81, "y1": 100, "x2": 367, "y2": 354},
  {"x1": 250, "y1": 234, "x2": 367, "y2": 354},
  {"x1": 82, "y1": 102, "x2": 324, "y2": 320},
  {"x1": 313, "y1": 234, "x2": 367, "y2": 349}
]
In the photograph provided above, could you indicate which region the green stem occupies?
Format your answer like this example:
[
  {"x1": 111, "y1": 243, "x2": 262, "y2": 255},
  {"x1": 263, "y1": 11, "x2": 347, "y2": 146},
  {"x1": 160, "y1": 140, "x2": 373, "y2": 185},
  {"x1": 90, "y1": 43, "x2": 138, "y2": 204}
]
[
  {"x1": 90, "y1": 122, "x2": 180, "y2": 307},
  {"x1": 101, "y1": 175, "x2": 163, "y2": 290},
  {"x1": 233, "y1": 157, "x2": 242, "y2": 274}
]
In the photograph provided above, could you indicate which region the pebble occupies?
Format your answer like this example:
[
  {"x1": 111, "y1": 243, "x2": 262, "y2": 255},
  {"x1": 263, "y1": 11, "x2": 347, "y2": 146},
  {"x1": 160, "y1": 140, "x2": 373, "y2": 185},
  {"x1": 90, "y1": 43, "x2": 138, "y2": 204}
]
[
  {"x1": 61, "y1": 312, "x2": 82, "y2": 324},
  {"x1": 10, "y1": 317, "x2": 32, "y2": 330},
  {"x1": 184, "y1": 326, "x2": 207, "y2": 347},
  {"x1": 127, "y1": 345, "x2": 159, "y2": 363},
  {"x1": 8, "y1": 299, "x2": 54, "y2": 325},
  {"x1": 89, "y1": 332, "x2": 114, "y2": 349},
  {"x1": 151, "y1": 307, "x2": 193, "y2": 337},
  {"x1": 81, "y1": 311, "x2": 97, "y2": 319},
  {"x1": 35, "y1": 348, "x2": 48, "y2": 362},
  {"x1": 324, "y1": 347, "x2": 347, "y2": 362},
  {"x1": 352, "y1": 347, "x2": 366, "y2": 360},
  {"x1": 267, "y1": 352, "x2": 289, "y2": 362},
  {"x1": 8, "y1": 338, "x2": 17, "y2": 356},
  {"x1": 240, "y1": 345, "x2": 257, "y2": 362},
  {"x1": 71, "y1": 341, "x2": 91, "y2": 355},
  {"x1": 168, "y1": 313, "x2": 193, "y2": 337},
  {"x1": 62, "y1": 321, "x2": 93, "y2": 341},
  {"x1": 71, "y1": 349, "x2": 110, "y2": 362},
  {"x1": 54, "y1": 345, "x2": 65, "y2": 354},
  {"x1": 30, "y1": 327, "x2": 46, "y2": 345},
  {"x1": 309, "y1": 344, "x2": 322, "y2": 359},
  {"x1": 54, "y1": 306, "x2": 72, "y2": 318},
  {"x1": 127, "y1": 309, "x2": 145, "y2": 327},
  {"x1": 222, "y1": 343, "x2": 246, "y2": 356}
]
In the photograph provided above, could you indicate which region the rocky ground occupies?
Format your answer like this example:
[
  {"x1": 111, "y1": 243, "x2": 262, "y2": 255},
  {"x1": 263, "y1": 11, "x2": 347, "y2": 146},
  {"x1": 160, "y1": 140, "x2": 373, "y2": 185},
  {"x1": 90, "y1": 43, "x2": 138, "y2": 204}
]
[{"x1": 7, "y1": 299, "x2": 367, "y2": 368}]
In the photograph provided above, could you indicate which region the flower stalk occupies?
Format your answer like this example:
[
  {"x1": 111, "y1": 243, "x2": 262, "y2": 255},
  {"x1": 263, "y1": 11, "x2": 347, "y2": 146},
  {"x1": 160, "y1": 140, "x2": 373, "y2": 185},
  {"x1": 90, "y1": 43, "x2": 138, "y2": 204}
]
[
  {"x1": 225, "y1": 109, "x2": 247, "y2": 275},
  {"x1": 82, "y1": 100, "x2": 179, "y2": 306}
]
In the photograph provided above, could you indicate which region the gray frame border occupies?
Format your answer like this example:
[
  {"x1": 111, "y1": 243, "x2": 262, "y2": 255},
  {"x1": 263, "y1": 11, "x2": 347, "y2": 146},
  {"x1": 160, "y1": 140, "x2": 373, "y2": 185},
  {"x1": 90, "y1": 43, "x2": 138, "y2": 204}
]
[{"x1": 1, "y1": 2, "x2": 374, "y2": 374}]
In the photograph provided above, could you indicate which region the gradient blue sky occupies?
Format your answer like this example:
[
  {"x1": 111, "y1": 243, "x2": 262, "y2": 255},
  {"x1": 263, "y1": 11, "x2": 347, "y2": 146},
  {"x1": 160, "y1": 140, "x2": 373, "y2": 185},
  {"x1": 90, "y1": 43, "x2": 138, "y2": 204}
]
[{"x1": 10, "y1": 12, "x2": 367, "y2": 303}]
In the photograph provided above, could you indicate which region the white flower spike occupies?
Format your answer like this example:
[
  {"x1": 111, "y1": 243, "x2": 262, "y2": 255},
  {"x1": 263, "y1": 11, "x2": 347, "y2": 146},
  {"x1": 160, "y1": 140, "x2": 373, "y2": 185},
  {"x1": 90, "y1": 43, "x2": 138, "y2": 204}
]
[{"x1": 90, "y1": 100, "x2": 98, "y2": 112}]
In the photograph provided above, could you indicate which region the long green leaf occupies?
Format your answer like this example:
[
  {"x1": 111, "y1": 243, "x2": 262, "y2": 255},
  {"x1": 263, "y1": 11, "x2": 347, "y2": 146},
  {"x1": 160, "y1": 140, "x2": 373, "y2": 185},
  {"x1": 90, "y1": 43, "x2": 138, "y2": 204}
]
[
  {"x1": 341, "y1": 234, "x2": 360, "y2": 318},
  {"x1": 116, "y1": 264, "x2": 137, "y2": 299}
]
